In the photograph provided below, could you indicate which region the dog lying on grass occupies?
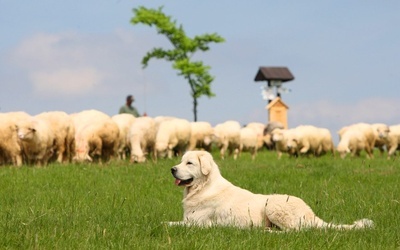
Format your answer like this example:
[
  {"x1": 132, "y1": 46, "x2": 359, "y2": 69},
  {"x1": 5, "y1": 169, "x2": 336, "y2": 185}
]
[{"x1": 169, "y1": 150, "x2": 374, "y2": 231}]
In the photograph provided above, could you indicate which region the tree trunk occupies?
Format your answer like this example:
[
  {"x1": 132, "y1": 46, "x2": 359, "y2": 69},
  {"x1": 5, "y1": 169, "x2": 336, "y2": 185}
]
[
  {"x1": 189, "y1": 77, "x2": 198, "y2": 122},
  {"x1": 193, "y1": 96, "x2": 198, "y2": 121}
]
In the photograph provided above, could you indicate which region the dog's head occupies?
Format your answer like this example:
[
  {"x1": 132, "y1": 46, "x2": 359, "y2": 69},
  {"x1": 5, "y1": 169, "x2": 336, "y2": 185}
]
[{"x1": 171, "y1": 150, "x2": 216, "y2": 187}]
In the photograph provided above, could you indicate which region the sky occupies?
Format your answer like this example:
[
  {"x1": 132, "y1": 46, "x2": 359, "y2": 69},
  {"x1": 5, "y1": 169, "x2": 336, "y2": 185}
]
[{"x1": 1, "y1": 1, "x2": 399, "y2": 142}]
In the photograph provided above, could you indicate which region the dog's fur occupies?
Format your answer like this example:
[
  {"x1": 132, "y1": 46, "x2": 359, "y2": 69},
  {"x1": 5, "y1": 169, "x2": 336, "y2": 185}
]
[{"x1": 169, "y1": 150, "x2": 373, "y2": 230}]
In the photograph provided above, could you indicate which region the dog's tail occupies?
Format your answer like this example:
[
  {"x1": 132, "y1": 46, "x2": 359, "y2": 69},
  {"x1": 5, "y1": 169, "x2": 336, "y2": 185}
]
[{"x1": 312, "y1": 217, "x2": 374, "y2": 230}]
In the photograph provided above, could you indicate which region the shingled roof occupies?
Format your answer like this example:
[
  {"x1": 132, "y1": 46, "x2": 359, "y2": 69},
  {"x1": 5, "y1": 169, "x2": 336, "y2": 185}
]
[{"x1": 254, "y1": 67, "x2": 294, "y2": 82}]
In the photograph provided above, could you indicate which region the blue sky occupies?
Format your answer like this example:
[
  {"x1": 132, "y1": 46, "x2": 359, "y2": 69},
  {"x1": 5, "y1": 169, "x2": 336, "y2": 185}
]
[{"x1": 1, "y1": 1, "x2": 399, "y2": 140}]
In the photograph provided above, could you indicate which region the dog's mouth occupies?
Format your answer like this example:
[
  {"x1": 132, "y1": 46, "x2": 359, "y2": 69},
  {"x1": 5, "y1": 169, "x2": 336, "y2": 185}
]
[{"x1": 174, "y1": 178, "x2": 194, "y2": 186}]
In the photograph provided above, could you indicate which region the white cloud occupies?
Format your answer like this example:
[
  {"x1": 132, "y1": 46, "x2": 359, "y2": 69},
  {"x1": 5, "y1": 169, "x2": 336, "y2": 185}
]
[
  {"x1": 8, "y1": 30, "x2": 158, "y2": 97},
  {"x1": 12, "y1": 32, "x2": 85, "y2": 70},
  {"x1": 31, "y1": 67, "x2": 103, "y2": 96},
  {"x1": 10, "y1": 32, "x2": 103, "y2": 96}
]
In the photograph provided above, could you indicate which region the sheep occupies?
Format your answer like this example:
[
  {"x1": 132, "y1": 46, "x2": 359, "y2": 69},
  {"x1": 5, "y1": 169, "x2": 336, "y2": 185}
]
[
  {"x1": 0, "y1": 111, "x2": 31, "y2": 166},
  {"x1": 263, "y1": 121, "x2": 285, "y2": 150},
  {"x1": 338, "y1": 123, "x2": 375, "y2": 158},
  {"x1": 245, "y1": 122, "x2": 266, "y2": 150},
  {"x1": 270, "y1": 128, "x2": 297, "y2": 159},
  {"x1": 155, "y1": 118, "x2": 191, "y2": 159},
  {"x1": 239, "y1": 126, "x2": 259, "y2": 160},
  {"x1": 188, "y1": 121, "x2": 214, "y2": 151},
  {"x1": 212, "y1": 120, "x2": 241, "y2": 160},
  {"x1": 35, "y1": 111, "x2": 75, "y2": 163},
  {"x1": 337, "y1": 129, "x2": 369, "y2": 159},
  {"x1": 111, "y1": 114, "x2": 136, "y2": 160},
  {"x1": 129, "y1": 116, "x2": 157, "y2": 163},
  {"x1": 285, "y1": 125, "x2": 335, "y2": 157},
  {"x1": 71, "y1": 109, "x2": 121, "y2": 163},
  {"x1": 73, "y1": 118, "x2": 120, "y2": 163},
  {"x1": 371, "y1": 123, "x2": 390, "y2": 156},
  {"x1": 15, "y1": 116, "x2": 55, "y2": 166},
  {"x1": 386, "y1": 124, "x2": 400, "y2": 159}
]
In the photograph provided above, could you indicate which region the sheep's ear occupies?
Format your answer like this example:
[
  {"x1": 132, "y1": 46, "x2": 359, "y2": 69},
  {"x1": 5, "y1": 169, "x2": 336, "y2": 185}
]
[{"x1": 198, "y1": 152, "x2": 213, "y2": 176}]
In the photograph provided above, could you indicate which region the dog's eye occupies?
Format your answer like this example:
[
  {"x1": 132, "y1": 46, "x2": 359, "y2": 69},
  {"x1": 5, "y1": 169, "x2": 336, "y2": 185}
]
[{"x1": 187, "y1": 161, "x2": 193, "y2": 165}]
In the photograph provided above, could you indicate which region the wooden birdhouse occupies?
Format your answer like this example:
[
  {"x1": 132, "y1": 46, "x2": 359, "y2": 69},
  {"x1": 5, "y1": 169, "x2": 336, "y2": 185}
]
[{"x1": 266, "y1": 97, "x2": 289, "y2": 129}]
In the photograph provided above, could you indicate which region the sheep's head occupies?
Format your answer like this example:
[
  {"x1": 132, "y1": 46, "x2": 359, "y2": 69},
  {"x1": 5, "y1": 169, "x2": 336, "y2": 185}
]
[
  {"x1": 286, "y1": 135, "x2": 299, "y2": 150},
  {"x1": 15, "y1": 120, "x2": 36, "y2": 141},
  {"x1": 271, "y1": 131, "x2": 283, "y2": 142},
  {"x1": 211, "y1": 133, "x2": 222, "y2": 147},
  {"x1": 203, "y1": 135, "x2": 212, "y2": 147},
  {"x1": 155, "y1": 142, "x2": 168, "y2": 158},
  {"x1": 73, "y1": 149, "x2": 92, "y2": 162},
  {"x1": 336, "y1": 143, "x2": 350, "y2": 159},
  {"x1": 376, "y1": 126, "x2": 390, "y2": 139},
  {"x1": 73, "y1": 138, "x2": 92, "y2": 162},
  {"x1": 130, "y1": 154, "x2": 146, "y2": 163}
]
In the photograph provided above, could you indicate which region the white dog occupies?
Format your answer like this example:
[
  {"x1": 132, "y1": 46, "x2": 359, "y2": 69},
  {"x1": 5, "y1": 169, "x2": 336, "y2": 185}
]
[{"x1": 169, "y1": 150, "x2": 373, "y2": 230}]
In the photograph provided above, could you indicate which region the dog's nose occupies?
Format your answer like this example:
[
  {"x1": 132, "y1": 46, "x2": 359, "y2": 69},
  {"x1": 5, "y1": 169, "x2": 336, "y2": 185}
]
[{"x1": 171, "y1": 167, "x2": 177, "y2": 175}]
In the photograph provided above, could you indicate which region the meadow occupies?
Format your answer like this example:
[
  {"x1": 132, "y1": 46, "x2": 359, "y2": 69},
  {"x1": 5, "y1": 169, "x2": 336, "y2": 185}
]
[{"x1": 0, "y1": 150, "x2": 399, "y2": 249}]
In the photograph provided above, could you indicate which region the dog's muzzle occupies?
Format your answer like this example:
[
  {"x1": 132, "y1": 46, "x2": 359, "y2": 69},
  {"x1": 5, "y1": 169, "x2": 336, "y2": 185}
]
[{"x1": 171, "y1": 167, "x2": 193, "y2": 186}]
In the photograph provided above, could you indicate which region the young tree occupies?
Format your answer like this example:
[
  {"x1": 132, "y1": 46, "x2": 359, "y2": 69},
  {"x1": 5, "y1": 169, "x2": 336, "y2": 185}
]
[{"x1": 131, "y1": 6, "x2": 225, "y2": 121}]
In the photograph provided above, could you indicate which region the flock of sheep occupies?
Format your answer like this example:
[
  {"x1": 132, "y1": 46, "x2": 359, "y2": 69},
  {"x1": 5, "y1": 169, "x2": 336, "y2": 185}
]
[
  {"x1": 269, "y1": 123, "x2": 399, "y2": 159},
  {"x1": 0, "y1": 109, "x2": 399, "y2": 166}
]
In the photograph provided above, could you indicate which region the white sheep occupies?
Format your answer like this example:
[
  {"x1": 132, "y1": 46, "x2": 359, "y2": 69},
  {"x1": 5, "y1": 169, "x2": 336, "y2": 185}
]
[
  {"x1": 112, "y1": 114, "x2": 136, "y2": 160},
  {"x1": 36, "y1": 111, "x2": 75, "y2": 163},
  {"x1": 263, "y1": 121, "x2": 285, "y2": 150},
  {"x1": 271, "y1": 128, "x2": 297, "y2": 159},
  {"x1": 188, "y1": 121, "x2": 214, "y2": 151},
  {"x1": 337, "y1": 129, "x2": 369, "y2": 159},
  {"x1": 155, "y1": 118, "x2": 191, "y2": 159},
  {"x1": 213, "y1": 120, "x2": 241, "y2": 160},
  {"x1": 0, "y1": 111, "x2": 31, "y2": 166},
  {"x1": 16, "y1": 116, "x2": 55, "y2": 166},
  {"x1": 318, "y1": 128, "x2": 336, "y2": 156},
  {"x1": 245, "y1": 122, "x2": 266, "y2": 150},
  {"x1": 371, "y1": 123, "x2": 390, "y2": 156},
  {"x1": 338, "y1": 123, "x2": 375, "y2": 158},
  {"x1": 129, "y1": 116, "x2": 157, "y2": 163},
  {"x1": 73, "y1": 118, "x2": 120, "y2": 163},
  {"x1": 386, "y1": 124, "x2": 400, "y2": 159},
  {"x1": 239, "y1": 126, "x2": 259, "y2": 160},
  {"x1": 286, "y1": 125, "x2": 335, "y2": 157}
]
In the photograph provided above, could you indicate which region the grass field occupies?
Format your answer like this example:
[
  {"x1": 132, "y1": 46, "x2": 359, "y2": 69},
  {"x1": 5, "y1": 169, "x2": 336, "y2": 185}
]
[{"x1": 0, "y1": 150, "x2": 399, "y2": 249}]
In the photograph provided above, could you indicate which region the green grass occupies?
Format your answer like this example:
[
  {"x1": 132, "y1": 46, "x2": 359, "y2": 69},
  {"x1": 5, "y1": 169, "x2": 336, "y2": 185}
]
[{"x1": 0, "y1": 151, "x2": 399, "y2": 249}]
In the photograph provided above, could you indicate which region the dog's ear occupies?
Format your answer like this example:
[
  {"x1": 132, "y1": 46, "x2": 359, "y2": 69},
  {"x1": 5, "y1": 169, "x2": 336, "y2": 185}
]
[{"x1": 198, "y1": 152, "x2": 213, "y2": 176}]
